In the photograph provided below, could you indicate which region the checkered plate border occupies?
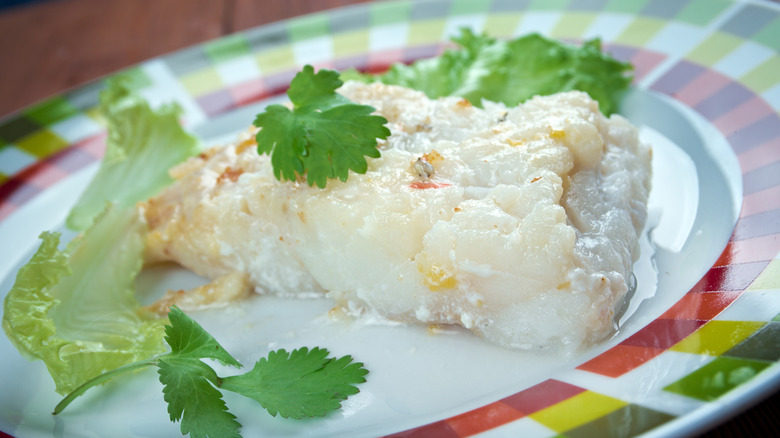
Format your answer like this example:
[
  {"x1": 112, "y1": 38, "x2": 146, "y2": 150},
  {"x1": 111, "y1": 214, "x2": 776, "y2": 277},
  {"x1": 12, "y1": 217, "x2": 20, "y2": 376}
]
[{"x1": 1, "y1": 0, "x2": 779, "y2": 436}]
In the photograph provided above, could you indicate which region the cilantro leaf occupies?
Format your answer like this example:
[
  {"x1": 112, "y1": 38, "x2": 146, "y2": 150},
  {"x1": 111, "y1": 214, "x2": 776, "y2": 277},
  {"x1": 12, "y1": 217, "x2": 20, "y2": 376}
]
[
  {"x1": 158, "y1": 309, "x2": 368, "y2": 432},
  {"x1": 286, "y1": 65, "x2": 350, "y2": 110},
  {"x1": 253, "y1": 65, "x2": 390, "y2": 188},
  {"x1": 314, "y1": 353, "x2": 369, "y2": 401},
  {"x1": 53, "y1": 306, "x2": 369, "y2": 436},
  {"x1": 157, "y1": 307, "x2": 243, "y2": 437},
  {"x1": 163, "y1": 306, "x2": 242, "y2": 368},
  {"x1": 158, "y1": 357, "x2": 241, "y2": 438},
  {"x1": 220, "y1": 347, "x2": 368, "y2": 419}
]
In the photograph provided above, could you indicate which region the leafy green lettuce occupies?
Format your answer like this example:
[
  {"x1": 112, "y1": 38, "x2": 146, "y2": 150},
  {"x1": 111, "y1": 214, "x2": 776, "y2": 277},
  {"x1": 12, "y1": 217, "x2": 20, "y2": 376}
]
[
  {"x1": 2, "y1": 205, "x2": 167, "y2": 394},
  {"x1": 3, "y1": 80, "x2": 199, "y2": 394},
  {"x1": 342, "y1": 29, "x2": 633, "y2": 115},
  {"x1": 66, "y1": 80, "x2": 200, "y2": 230}
]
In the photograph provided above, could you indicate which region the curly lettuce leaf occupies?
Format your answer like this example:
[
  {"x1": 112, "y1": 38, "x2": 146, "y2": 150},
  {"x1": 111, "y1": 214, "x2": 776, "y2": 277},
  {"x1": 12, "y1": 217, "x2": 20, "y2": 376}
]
[
  {"x1": 66, "y1": 80, "x2": 200, "y2": 231},
  {"x1": 343, "y1": 29, "x2": 632, "y2": 115},
  {"x1": 2, "y1": 204, "x2": 167, "y2": 395}
]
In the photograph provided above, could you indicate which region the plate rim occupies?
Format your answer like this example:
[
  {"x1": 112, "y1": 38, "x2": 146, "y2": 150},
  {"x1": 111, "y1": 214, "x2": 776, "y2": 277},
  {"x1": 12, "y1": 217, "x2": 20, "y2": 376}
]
[{"x1": 1, "y1": 0, "x2": 780, "y2": 436}]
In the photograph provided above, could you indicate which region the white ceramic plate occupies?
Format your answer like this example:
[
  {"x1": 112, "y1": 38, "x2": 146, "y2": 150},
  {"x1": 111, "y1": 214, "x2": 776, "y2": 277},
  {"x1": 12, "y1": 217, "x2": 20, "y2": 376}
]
[{"x1": 1, "y1": 0, "x2": 779, "y2": 436}]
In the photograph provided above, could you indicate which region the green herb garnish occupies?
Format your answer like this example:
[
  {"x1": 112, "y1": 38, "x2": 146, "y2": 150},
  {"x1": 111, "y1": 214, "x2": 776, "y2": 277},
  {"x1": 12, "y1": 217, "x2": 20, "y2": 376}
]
[
  {"x1": 253, "y1": 65, "x2": 391, "y2": 188},
  {"x1": 343, "y1": 29, "x2": 633, "y2": 115},
  {"x1": 54, "y1": 307, "x2": 368, "y2": 438}
]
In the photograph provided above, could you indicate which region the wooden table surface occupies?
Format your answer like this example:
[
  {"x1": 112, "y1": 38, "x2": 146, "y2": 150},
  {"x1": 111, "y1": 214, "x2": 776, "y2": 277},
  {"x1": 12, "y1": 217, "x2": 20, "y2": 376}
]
[{"x1": 1, "y1": 0, "x2": 779, "y2": 437}]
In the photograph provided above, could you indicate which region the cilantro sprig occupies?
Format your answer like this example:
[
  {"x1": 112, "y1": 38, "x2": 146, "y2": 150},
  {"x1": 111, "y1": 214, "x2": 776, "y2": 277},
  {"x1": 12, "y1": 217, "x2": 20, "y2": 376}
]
[
  {"x1": 54, "y1": 307, "x2": 368, "y2": 438},
  {"x1": 253, "y1": 64, "x2": 391, "y2": 188}
]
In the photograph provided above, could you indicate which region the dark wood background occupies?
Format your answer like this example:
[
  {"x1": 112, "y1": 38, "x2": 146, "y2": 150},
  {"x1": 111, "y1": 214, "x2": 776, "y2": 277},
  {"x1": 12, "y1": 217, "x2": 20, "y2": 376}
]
[
  {"x1": 0, "y1": 0, "x2": 372, "y2": 118},
  {"x1": 0, "y1": 0, "x2": 778, "y2": 436}
]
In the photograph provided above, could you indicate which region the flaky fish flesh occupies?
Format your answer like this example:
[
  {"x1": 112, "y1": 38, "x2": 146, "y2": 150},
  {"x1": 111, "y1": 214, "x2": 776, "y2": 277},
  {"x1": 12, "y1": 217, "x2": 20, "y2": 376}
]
[{"x1": 142, "y1": 82, "x2": 652, "y2": 352}]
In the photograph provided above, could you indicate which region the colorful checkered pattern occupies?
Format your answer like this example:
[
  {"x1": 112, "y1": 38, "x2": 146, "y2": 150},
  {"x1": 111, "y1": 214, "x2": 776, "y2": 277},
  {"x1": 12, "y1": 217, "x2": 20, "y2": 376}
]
[{"x1": 0, "y1": 0, "x2": 779, "y2": 436}]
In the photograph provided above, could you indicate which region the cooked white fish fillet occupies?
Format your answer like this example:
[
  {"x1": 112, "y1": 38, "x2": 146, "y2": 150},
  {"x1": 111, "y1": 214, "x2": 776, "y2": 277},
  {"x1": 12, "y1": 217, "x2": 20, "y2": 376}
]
[{"x1": 142, "y1": 82, "x2": 652, "y2": 352}]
